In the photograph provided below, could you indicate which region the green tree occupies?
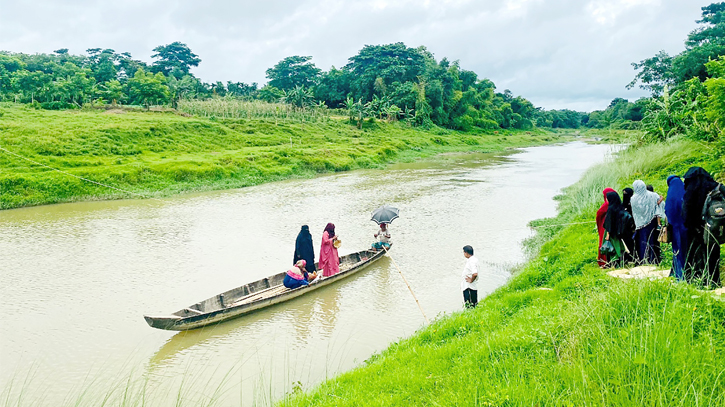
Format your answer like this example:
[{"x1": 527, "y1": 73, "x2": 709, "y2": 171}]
[
  {"x1": 314, "y1": 67, "x2": 350, "y2": 107},
  {"x1": 282, "y1": 85, "x2": 314, "y2": 108},
  {"x1": 151, "y1": 42, "x2": 201, "y2": 78},
  {"x1": 631, "y1": 3, "x2": 725, "y2": 93},
  {"x1": 87, "y1": 48, "x2": 118, "y2": 83},
  {"x1": 127, "y1": 69, "x2": 170, "y2": 109},
  {"x1": 97, "y1": 80, "x2": 124, "y2": 105},
  {"x1": 704, "y1": 56, "x2": 725, "y2": 135},
  {"x1": 258, "y1": 85, "x2": 284, "y2": 103},
  {"x1": 265, "y1": 56, "x2": 321, "y2": 91},
  {"x1": 345, "y1": 43, "x2": 427, "y2": 102}
]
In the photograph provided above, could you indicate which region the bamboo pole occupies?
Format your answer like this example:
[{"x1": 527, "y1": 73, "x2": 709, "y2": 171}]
[{"x1": 383, "y1": 247, "x2": 429, "y2": 325}]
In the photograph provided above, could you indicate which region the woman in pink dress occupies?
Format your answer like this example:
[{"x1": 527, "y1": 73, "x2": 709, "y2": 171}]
[{"x1": 319, "y1": 223, "x2": 340, "y2": 277}]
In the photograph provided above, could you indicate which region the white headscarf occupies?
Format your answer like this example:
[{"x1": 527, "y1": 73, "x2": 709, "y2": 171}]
[{"x1": 630, "y1": 180, "x2": 662, "y2": 229}]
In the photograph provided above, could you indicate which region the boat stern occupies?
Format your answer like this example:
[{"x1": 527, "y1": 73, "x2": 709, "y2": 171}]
[{"x1": 144, "y1": 315, "x2": 184, "y2": 331}]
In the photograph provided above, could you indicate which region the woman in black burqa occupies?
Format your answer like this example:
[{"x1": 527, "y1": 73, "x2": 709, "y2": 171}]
[
  {"x1": 621, "y1": 187, "x2": 636, "y2": 264},
  {"x1": 293, "y1": 225, "x2": 316, "y2": 274},
  {"x1": 603, "y1": 191, "x2": 635, "y2": 268},
  {"x1": 682, "y1": 167, "x2": 721, "y2": 286}
]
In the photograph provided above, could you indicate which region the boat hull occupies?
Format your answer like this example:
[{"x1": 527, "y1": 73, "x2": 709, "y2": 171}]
[{"x1": 144, "y1": 247, "x2": 388, "y2": 331}]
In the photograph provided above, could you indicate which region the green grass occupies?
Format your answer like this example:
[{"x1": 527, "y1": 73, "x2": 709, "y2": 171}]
[
  {"x1": 279, "y1": 140, "x2": 725, "y2": 406},
  {"x1": 0, "y1": 103, "x2": 568, "y2": 209}
]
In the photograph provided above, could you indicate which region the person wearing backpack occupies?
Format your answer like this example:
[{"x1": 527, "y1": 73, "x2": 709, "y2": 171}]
[
  {"x1": 682, "y1": 167, "x2": 722, "y2": 287},
  {"x1": 603, "y1": 191, "x2": 634, "y2": 268},
  {"x1": 621, "y1": 187, "x2": 637, "y2": 264}
]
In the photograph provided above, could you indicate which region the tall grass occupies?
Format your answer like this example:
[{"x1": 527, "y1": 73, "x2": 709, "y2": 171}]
[
  {"x1": 177, "y1": 99, "x2": 333, "y2": 124},
  {"x1": 280, "y1": 140, "x2": 725, "y2": 406},
  {"x1": 0, "y1": 103, "x2": 565, "y2": 209}
]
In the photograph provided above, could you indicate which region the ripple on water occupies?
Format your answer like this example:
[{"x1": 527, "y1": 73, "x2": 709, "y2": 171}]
[{"x1": 0, "y1": 142, "x2": 615, "y2": 405}]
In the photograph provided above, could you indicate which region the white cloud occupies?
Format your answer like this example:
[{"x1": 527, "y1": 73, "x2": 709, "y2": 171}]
[
  {"x1": 587, "y1": 0, "x2": 660, "y2": 25},
  {"x1": 0, "y1": 0, "x2": 704, "y2": 111}
]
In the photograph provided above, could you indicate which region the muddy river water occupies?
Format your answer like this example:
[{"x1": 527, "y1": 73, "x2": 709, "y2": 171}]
[{"x1": 0, "y1": 142, "x2": 615, "y2": 405}]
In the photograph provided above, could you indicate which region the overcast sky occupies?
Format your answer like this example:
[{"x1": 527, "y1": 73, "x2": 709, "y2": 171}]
[{"x1": 0, "y1": 0, "x2": 706, "y2": 111}]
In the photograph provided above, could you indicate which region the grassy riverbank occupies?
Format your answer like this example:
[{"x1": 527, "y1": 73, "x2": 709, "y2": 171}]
[
  {"x1": 0, "y1": 103, "x2": 577, "y2": 210},
  {"x1": 280, "y1": 139, "x2": 725, "y2": 406}
]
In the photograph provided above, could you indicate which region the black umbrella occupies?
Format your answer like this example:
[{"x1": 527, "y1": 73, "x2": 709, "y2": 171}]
[{"x1": 371, "y1": 205, "x2": 400, "y2": 225}]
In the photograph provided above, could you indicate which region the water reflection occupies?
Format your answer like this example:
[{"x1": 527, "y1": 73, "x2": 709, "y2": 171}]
[{"x1": 0, "y1": 142, "x2": 617, "y2": 406}]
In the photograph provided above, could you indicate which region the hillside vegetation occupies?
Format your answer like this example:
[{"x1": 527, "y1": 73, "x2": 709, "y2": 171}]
[{"x1": 0, "y1": 103, "x2": 566, "y2": 209}]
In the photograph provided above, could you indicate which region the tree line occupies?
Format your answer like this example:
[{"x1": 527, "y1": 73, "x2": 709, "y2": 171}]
[
  {"x1": 629, "y1": 2, "x2": 725, "y2": 142},
  {"x1": 0, "y1": 40, "x2": 611, "y2": 130},
  {"x1": 9, "y1": 23, "x2": 705, "y2": 132}
]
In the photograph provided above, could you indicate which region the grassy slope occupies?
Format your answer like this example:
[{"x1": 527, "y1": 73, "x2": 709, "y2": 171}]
[
  {"x1": 280, "y1": 140, "x2": 725, "y2": 406},
  {"x1": 0, "y1": 103, "x2": 570, "y2": 210}
]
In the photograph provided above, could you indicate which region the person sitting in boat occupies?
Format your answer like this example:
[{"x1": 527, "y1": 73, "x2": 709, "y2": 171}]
[
  {"x1": 284, "y1": 260, "x2": 312, "y2": 289},
  {"x1": 371, "y1": 223, "x2": 391, "y2": 251}
]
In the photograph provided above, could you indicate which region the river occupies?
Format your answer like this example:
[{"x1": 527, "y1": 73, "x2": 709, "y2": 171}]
[{"x1": 0, "y1": 141, "x2": 614, "y2": 406}]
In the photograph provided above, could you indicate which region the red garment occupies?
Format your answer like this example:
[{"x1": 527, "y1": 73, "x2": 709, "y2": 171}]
[
  {"x1": 597, "y1": 188, "x2": 617, "y2": 267},
  {"x1": 319, "y1": 231, "x2": 340, "y2": 277}
]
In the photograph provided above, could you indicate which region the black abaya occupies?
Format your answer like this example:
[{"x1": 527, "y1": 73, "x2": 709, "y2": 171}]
[
  {"x1": 293, "y1": 225, "x2": 316, "y2": 272},
  {"x1": 682, "y1": 167, "x2": 721, "y2": 286}
]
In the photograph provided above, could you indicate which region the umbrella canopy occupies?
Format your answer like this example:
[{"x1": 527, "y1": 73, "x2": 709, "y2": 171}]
[{"x1": 371, "y1": 205, "x2": 400, "y2": 224}]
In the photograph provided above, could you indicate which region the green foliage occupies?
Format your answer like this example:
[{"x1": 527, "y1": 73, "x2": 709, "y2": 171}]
[
  {"x1": 258, "y1": 85, "x2": 284, "y2": 103},
  {"x1": 704, "y1": 56, "x2": 725, "y2": 136},
  {"x1": 282, "y1": 85, "x2": 315, "y2": 108},
  {"x1": 581, "y1": 98, "x2": 645, "y2": 130},
  {"x1": 265, "y1": 56, "x2": 321, "y2": 91},
  {"x1": 126, "y1": 69, "x2": 170, "y2": 109},
  {"x1": 279, "y1": 140, "x2": 725, "y2": 407},
  {"x1": 0, "y1": 103, "x2": 561, "y2": 209},
  {"x1": 150, "y1": 42, "x2": 201, "y2": 78},
  {"x1": 1, "y1": 40, "x2": 581, "y2": 132},
  {"x1": 631, "y1": 3, "x2": 725, "y2": 143},
  {"x1": 631, "y1": 2, "x2": 725, "y2": 93}
]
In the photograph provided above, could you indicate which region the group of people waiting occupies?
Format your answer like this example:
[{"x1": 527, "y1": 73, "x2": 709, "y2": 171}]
[
  {"x1": 597, "y1": 166, "x2": 723, "y2": 287},
  {"x1": 284, "y1": 223, "x2": 341, "y2": 289}
]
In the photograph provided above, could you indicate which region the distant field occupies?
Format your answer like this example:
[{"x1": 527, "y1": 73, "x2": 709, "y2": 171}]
[{"x1": 0, "y1": 103, "x2": 574, "y2": 209}]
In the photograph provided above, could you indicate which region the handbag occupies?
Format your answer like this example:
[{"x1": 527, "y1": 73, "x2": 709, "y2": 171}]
[
  {"x1": 600, "y1": 239, "x2": 616, "y2": 256},
  {"x1": 658, "y1": 224, "x2": 672, "y2": 243}
]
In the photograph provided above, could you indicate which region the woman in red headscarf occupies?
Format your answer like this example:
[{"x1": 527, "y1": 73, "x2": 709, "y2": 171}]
[
  {"x1": 597, "y1": 188, "x2": 616, "y2": 267},
  {"x1": 319, "y1": 223, "x2": 340, "y2": 277}
]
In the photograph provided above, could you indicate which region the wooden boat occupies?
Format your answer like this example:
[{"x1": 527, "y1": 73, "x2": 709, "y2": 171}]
[{"x1": 144, "y1": 246, "x2": 390, "y2": 331}]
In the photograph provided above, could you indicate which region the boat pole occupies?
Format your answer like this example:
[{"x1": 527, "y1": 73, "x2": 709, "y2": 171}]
[{"x1": 383, "y1": 247, "x2": 430, "y2": 325}]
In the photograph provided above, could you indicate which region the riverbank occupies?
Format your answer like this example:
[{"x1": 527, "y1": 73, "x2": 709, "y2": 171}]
[
  {"x1": 0, "y1": 103, "x2": 588, "y2": 210},
  {"x1": 279, "y1": 139, "x2": 725, "y2": 406}
]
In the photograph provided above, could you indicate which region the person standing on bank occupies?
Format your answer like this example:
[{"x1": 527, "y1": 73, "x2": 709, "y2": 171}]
[
  {"x1": 665, "y1": 175, "x2": 687, "y2": 281},
  {"x1": 631, "y1": 180, "x2": 663, "y2": 264},
  {"x1": 596, "y1": 188, "x2": 617, "y2": 267},
  {"x1": 682, "y1": 167, "x2": 722, "y2": 286},
  {"x1": 621, "y1": 187, "x2": 637, "y2": 264},
  {"x1": 461, "y1": 245, "x2": 479, "y2": 308}
]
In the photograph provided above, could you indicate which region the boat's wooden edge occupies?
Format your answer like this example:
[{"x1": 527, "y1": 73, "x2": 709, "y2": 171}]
[
  {"x1": 144, "y1": 315, "x2": 182, "y2": 330},
  {"x1": 145, "y1": 246, "x2": 390, "y2": 331}
]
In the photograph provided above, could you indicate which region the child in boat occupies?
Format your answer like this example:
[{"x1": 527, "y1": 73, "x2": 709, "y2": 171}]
[
  {"x1": 371, "y1": 223, "x2": 391, "y2": 251},
  {"x1": 284, "y1": 260, "x2": 316, "y2": 289}
]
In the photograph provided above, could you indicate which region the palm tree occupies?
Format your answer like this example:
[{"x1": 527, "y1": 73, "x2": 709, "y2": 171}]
[{"x1": 341, "y1": 96, "x2": 356, "y2": 124}]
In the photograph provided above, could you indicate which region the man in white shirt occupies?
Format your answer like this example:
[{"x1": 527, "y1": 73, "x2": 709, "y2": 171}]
[
  {"x1": 461, "y1": 245, "x2": 479, "y2": 308},
  {"x1": 372, "y1": 223, "x2": 391, "y2": 251}
]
